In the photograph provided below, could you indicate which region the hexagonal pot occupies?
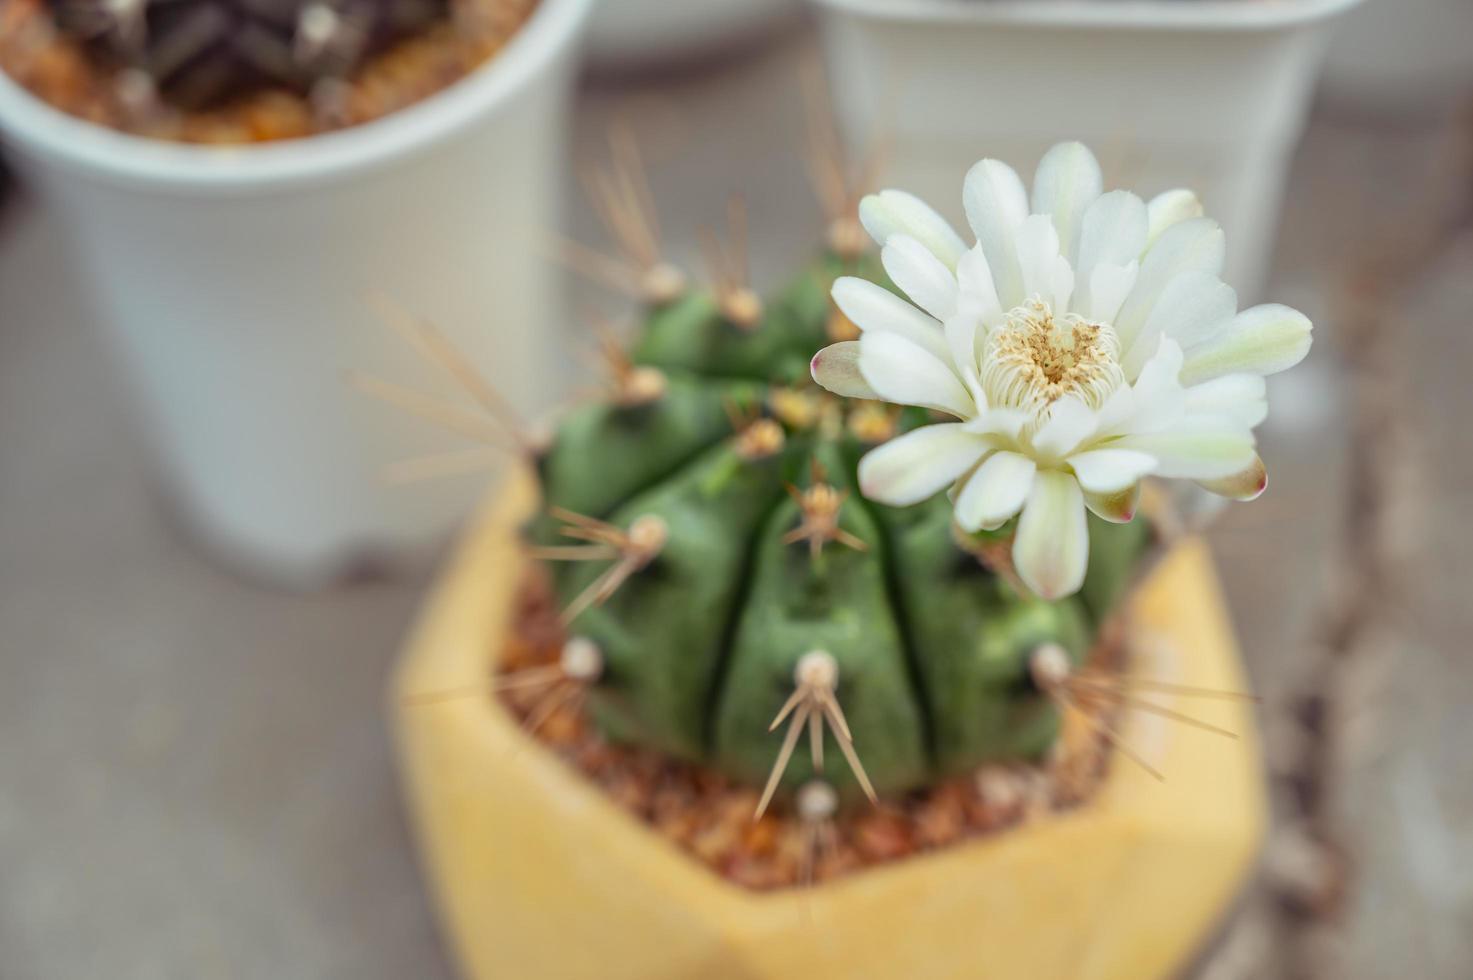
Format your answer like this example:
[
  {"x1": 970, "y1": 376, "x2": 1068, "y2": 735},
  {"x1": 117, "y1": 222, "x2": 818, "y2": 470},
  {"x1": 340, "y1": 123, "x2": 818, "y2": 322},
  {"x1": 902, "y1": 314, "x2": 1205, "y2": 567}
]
[{"x1": 391, "y1": 471, "x2": 1266, "y2": 980}]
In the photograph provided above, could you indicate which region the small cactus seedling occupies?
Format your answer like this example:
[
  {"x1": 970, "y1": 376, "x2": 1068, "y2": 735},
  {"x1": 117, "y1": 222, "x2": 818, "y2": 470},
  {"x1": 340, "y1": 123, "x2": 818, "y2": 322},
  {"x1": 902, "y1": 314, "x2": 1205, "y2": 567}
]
[{"x1": 45, "y1": 0, "x2": 447, "y2": 109}]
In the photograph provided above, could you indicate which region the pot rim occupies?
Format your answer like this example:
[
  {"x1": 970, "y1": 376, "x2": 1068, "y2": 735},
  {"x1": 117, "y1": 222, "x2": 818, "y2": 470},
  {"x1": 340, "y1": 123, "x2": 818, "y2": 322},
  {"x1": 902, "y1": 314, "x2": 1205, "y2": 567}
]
[
  {"x1": 809, "y1": 0, "x2": 1366, "y2": 32},
  {"x1": 0, "y1": 0, "x2": 592, "y2": 194}
]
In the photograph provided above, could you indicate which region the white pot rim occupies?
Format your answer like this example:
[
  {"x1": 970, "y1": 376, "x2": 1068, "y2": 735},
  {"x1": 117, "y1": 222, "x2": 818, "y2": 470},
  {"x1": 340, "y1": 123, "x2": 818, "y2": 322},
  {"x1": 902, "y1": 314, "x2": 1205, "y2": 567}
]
[
  {"x1": 810, "y1": 0, "x2": 1365, "y2": 32},
  {"x1": 0, "y1": 0, "x2": 590, "y2": 195}
]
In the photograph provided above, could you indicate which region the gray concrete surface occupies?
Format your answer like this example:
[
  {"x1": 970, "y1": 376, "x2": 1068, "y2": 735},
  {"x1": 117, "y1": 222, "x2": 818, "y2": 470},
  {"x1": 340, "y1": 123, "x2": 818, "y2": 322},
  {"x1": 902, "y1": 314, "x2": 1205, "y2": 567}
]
[{"x1": 2, "y1": 25, "x2": 1468, "y2": 980}]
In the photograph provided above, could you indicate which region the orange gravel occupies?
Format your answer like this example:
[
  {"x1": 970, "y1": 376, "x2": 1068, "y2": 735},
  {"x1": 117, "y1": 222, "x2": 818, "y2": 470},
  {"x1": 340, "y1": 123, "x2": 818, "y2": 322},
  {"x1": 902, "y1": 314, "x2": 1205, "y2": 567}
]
[{"x1": 0, "y1": 0, "x2": 537, "y2": 144}]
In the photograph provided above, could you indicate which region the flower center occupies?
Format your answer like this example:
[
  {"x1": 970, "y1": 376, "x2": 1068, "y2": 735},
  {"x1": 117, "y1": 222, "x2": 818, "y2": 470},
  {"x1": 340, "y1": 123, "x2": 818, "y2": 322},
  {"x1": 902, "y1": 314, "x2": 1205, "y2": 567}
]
[{"x1": 981, "y1": 300, "x2": 1124, "y2": 416}]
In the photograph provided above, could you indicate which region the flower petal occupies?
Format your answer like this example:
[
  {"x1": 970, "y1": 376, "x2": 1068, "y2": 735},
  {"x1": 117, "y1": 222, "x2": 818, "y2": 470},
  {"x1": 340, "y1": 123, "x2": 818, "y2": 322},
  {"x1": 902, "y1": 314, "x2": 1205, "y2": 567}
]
[
  {"x1": 859, "y1": 189, "x2": 967, "y2": 269},
  {"x1": 1084, "y1": 484, "x2": 1141, "y2": 524},
  {"x1": 963, "y1": 158, "x2": 1029, "y2": 308},
  {"x1": 1032, "y1": 396, "x2": 1097, "y2": 459},
  {"x1": 944, "y1": 313, "x2": 980, "y2": 391},
  {"x1": 1114, "y1": 217, "x2": 1227, "y2": 351},
  {"x1": 810, "y1": 342, "x2": 878, "y2": 400},
  {"x1": 1122, "y1": 271, "x2": 1237, "y2": 380},
  {"x1": 955, "y1": 244, "x2": 1004, "y2": 326},
  {"x1": 1179, "y1": 304, "x2": 1313, "y2": 386},
  {"x1": 1127, "y1": 337, "x2": 1187, "y2": 431},
  {"x1": 1013, "y1": 471, "x2": 1089, "y2": 599},
  {"x1": 1113, "y1": 418, "x2": 1257, "y2": 480},
  {"x1": 1074, "y1": 190, "x2": 1148, "y2": 314},
  {"x1": 1032, "y1": 141, "x2": 1103, "y2": 266},
  {"x1": 831, "y1": 276, "x2": 950, "y2": 363},
  {"x1": 858, "y1": 330, "x2": 976, "y2": 418},
  {"x1": 882, "y1": 235, "x2": 958, "y2": 321},
  {"x1": 1145, "y1": 189, "x2": 1204, "y2": 247},
  {"x1": 1196, "y1": 454, "x2": 1268, "y2": 501},
  {"x1": 1183, "y1": 373, "x2": 1268, "y2": 429},
  {"x1": 858, "y1": 424, "x2": 989, "y2": 506},
  {"x1": 1014, "y1": 214, "x2": 1074, "y2": 311},
  {"x1": 963, "y1": 408, "x2": 1029, "y2": 439},
  {"x1": 1087, "y1": 260, "x2": 1139, "y2": 324},
  {"x1": 955, "y1": 450, "x2": 1037, "y2": 531},
  {"x1": 1068, "y1": 449, "x2": 1158, "y2": 494}
]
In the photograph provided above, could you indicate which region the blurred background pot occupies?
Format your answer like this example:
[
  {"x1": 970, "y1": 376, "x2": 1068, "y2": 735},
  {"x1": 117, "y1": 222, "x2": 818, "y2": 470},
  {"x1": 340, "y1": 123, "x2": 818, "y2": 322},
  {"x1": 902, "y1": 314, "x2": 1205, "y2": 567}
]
[
  {"x1": 811, "y1": 0, "x2": 1366, "y2": 301},
  {"x1": 393, "y1": 472, "x2": 1266, "y2": 980},
  {"x1": 1320, "y1": 0, "x2": 1473, "y2": 118},
  {"x1": 0, "y1": 0, "x2": 590, "y2": 588},
  {"x1": 586, "y1": 0, "x2": 800, "y2": 68}
]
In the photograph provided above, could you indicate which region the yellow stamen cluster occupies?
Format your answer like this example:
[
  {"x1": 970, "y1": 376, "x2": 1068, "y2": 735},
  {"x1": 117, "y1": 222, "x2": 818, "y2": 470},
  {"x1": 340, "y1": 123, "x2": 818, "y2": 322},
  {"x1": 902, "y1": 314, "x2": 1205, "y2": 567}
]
[{"x1": 982, "y1": 300, "x2": 1124, "y2": 416}]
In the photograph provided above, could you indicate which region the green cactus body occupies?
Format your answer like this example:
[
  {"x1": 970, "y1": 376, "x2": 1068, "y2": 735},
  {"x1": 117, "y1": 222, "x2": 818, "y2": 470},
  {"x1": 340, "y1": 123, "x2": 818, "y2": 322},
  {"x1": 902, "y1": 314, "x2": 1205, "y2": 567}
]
[
  {"x1": 563, "y1": 434, "x2": 806, "y2": 760},
  {"x1": 532, "y1": 250, "x2": 1152, "y2": 804},
  {"x1": 714, "y1": 443, "x2": 926, "y2": 797},
  {"x1": 873, "y1": 494, "x2": 1091, "y2": 777},
  {"x1": 530, "y1": 372, "x2": 763, "y2": 552}
]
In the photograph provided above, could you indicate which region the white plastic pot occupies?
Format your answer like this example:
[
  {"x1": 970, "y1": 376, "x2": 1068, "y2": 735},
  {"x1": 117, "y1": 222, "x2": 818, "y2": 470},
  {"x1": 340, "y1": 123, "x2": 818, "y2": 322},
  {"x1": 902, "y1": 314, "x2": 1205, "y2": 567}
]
[
  {"x1": 811, "y1": 0, "x2": 1366, "y2": 300},
  {"x1": 1320, "y1": 0, "x2": 1473, "y2": 116},
  {"x1": 586, "y1": 0, "x2": 800, "y2": 68},
  {"x1": 0, "y1": 0, "x2": 591, "y2": 588}
]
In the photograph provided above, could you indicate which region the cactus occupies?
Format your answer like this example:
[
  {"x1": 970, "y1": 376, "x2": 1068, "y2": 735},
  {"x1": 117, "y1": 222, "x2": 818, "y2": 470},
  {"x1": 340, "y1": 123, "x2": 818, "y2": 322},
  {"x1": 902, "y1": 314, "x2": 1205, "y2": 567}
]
[
  {"x1": 45, "y1": 0, "x2": 446, "y2": 108},
  {"x1": 369, "y1": 132, "x2": 1290, "y2": 818},
  {"x1": 527, "y1": 219, "x2": 1156, "y2": 807}
]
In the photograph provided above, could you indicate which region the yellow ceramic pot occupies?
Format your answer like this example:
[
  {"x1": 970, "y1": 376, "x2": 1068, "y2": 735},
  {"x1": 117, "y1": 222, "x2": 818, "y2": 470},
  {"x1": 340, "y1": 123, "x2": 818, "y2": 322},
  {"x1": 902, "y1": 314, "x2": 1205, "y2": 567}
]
[{"x1": 392, "y1": 473, "x2": 1266, "y2": 980}]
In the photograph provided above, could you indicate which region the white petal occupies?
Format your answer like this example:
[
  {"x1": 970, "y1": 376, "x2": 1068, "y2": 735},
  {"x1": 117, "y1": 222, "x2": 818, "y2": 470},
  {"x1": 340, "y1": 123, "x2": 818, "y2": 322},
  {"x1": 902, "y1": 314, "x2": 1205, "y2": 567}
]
[
  {"x1": 963, "y1": 158, "x2": 1029, "y2": 309},
  {"x1": 1014, "y1": 214, "x2": 1074, "y2": 310},
  {"x1": 810, "y1": 342, "x2": 877, "y2": 399},
  {"x1": 1032, "y1": 142, "x2": 1103, "y2": 266},
  {"x1": 1084, "y1": 484, "x2": 1141, "y2": 524},
  {"x1": 1087, "y1": 260, "x2": 1138, "y2": 324},
  {"x1": 1145, "y1": 189, "x2": 1204, "y2": 247},
  {"x1": 955, "y1": 451, "x2": 1037, "y2": 531},
  {"x1": 859, "y1": 190, "x2": 967, "y2": 269},
  {"x1": 1092, "y1": 384, "x2": 1139, "y2": 439},
  {"x1": 963, "y1": 408, "x2": 1029, "y2": 439},
  {"x1": 1113, "y1": 418, "x2": 1257, "y2": 480},
  {"x1": 1013, "y1": 471, "x2": 1089, "y2": 600},
  {"x1": 1114, "y1": 217, "x2": 1226, "y2": 351},
  {"x1": 1179, "y1": 304, "x2": 1313, "y2": 386},
  {"x1": 1128, "y1": 337, "x2": 1187, "y2": 430},
  {"x1": 858, "y1": 331, "x2": 976, "y2": 418},
  {"x1": 1183, "y1": 373, "x2": 1268, "y2": 429},
  {"x1": 944, "y1": 313, "x2": 979, "y2": 390},
  {"x1": 1196, "y1": 454, "x2": 1268, "y2": 501},
  {"x1": 858, "y1": 424, "x2": 989, "y2": 506},
  {"x1": 1068, "y1": 449, "x2": 1157, "y2": 494},
  {"x1": 1074, "y1": 190, "x2": 1148, "y2": 313},
  {"x1": 881, "y1": 235, "x2": 958, "y2": 322},
  {"x1": 1123, "y1": 271, "x2": 1237, "y2": 380},
  {"x1": 1031, "y1": 396, "x2": 1097, "y2": 459},
  {"x1": 955, "y1": 245, "x2": 1004, "y2": 326},
  {"x1": 831, "y1": 276, "x2": 950, "y2": 363}
]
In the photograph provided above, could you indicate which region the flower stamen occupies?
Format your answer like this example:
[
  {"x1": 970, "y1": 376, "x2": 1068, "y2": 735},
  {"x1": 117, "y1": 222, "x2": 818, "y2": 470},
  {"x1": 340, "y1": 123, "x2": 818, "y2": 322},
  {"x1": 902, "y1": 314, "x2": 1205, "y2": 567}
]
[{"x1": 982, "y1": 300, "x2": 1124, "y2": 418}]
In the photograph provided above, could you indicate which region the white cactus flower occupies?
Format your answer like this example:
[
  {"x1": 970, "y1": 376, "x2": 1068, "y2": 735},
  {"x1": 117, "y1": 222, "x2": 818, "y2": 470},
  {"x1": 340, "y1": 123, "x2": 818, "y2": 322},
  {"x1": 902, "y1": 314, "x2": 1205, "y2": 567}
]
[{"x1": 811, "y1": 142, "x2": 1311, "y2": 600}]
